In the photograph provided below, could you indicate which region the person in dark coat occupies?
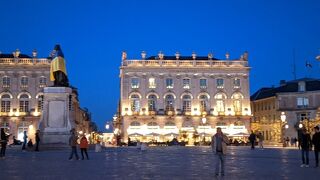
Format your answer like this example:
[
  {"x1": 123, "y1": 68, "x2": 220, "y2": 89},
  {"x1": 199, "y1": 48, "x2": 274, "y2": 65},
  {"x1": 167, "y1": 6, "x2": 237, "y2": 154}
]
[
  {"x1": 249, "y1": 131, "x2": 256, "y2": 150},
  {"x1": 312, "y1": 126, "x2": 320, "y2": 167},
  {"x1": 68, "y1": 129, "x2": 79, "y2": 160},
  {"x1": 300, "y1": 128, "x2": 312, "y2": 168},
  {"x1": 0, "y1": 128, "x2": 10, "y2": 158},
  {"x1": 22, "y1": 131, "x2": 28, "y2": 150},
  {"x1": 35, "y1": 130, "x2": 40, "y2": 151}
]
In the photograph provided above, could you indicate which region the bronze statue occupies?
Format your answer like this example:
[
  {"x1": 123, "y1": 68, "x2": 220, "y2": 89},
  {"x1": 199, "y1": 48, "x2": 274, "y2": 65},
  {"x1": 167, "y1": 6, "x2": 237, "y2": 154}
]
[{"x1": 50, "y1": 44, "x2": 69, "y2": 87}]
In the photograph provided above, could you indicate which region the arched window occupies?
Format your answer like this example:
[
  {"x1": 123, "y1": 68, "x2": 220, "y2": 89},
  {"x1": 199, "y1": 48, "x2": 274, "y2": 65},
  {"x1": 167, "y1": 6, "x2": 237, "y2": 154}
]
[
  {"x1": 147, "y1": 122, "x2": 158, "y2": 126},
  {"x1": 182, "y1": 95, "x2": 191, "y2": 112},
  {"x1": 216, "y1": 122, "x2": 227, "y2": 126},
  {"x1": 215, "y1": 93, "x2": 226, "y2": 114},
  {"x1": 19, "y1": 94, "x2": 30, "y2": 112},
  {"x1": 165, "y1": 121, "x2": 176, "y2": 126},
  {"x1": 2, "y1": 76, "x2": 10, "y2": 88},
  {"x1": 232, "y1": 93, "x2": 243, "y2": 115},
  {"x1": 199, "y1": 95, "x2": 209, "y2": 112},
  {"x1": 130, "y1": 121, "x2": 141, "y2": 126},
  {"x1": 130, "y1": 94, "x2": 140, "y2": 113},
  {"x1": 1, "y1": 94, "x2": 11, "y2": 112},
  {"x1": 165, "y1": 95, "x2": 174, "y2": 111},
  {"x1": 148, "y1": 94, "x2": 157, "y2": 111}
]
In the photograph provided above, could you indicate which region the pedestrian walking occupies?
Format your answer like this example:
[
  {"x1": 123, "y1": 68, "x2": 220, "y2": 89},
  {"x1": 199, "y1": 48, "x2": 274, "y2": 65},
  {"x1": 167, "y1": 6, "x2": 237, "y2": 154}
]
[
  {"x1": 35, "y1": 130, "x2": 40, "y2": 151},
  {"x1": 95, "y1": 140, "x2": 102, "y2": 152},
  {"x1": 211, "y1": 127, "x2": 229, "y2": 177},
  {"x1": 300, "y1": 128, "x2": 312, "y2": 168},
  {"x1": 294, "y1": 137, "x2": 298, "y2": 147},
  {"x1": 249, "y1": 131, "x2": 256, "y2": 150},
  {"x1": 68, "y1": 129, "x2": 79, "y2": 160},
  {"x1": 22, "y1": 131, "x2": 28, "y2": 150},
  {"x1": 80, "y1": 135, "x2": 89, "y2": 160},
  {"x1": 0, "y1": 128, "x2": 10, "y2": 158},
  {"x1": 258, "y1": 132, "x2": 264, "y2": 149},
  {"x1": 312, "y1": 126, "x2": 320, "y2": 168}
]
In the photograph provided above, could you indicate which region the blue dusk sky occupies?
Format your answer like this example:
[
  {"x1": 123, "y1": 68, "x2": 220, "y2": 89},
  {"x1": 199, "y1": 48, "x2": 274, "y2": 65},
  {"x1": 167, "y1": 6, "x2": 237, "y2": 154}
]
[{"x1": 0, "y1": 0, "x2": 320, "y2": 130}]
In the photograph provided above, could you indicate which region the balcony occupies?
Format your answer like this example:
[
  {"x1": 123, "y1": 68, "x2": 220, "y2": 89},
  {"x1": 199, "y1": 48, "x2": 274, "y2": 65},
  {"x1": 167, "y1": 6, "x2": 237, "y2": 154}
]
[{"x1": 123, "y1": 59, "x2": 248, "y2": 68}]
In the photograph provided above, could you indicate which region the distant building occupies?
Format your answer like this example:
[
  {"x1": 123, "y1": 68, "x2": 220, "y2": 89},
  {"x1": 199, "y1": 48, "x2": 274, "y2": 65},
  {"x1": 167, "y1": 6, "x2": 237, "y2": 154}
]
[
  {"x1": 116, "y1": 51, "x2": 252, "y2": 144},
  {"x1": 0, "y1": 49, "x2": 94, "y2": 143},
  {"x1": 251, "y1": 78, "x2": 320, "y2": 144}
]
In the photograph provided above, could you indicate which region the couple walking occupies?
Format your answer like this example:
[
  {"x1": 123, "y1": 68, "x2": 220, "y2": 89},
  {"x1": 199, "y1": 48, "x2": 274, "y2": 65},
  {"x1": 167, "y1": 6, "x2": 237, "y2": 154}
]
[{"x1": 69, "y1": 129, "x2": 89, "y2": 160}]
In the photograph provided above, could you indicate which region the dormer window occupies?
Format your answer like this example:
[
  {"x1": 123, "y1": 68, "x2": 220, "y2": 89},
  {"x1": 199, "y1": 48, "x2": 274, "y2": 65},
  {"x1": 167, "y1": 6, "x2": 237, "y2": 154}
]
[{"x1": 298, "y1": 81, "x2": 306, "y2": 92}]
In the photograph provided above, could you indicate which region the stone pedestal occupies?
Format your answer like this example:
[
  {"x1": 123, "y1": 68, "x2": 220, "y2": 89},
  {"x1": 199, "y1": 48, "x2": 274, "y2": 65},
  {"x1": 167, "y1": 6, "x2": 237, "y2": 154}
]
[{"x1": 39, "y1": 87, "x2": 74, "y2": 144}]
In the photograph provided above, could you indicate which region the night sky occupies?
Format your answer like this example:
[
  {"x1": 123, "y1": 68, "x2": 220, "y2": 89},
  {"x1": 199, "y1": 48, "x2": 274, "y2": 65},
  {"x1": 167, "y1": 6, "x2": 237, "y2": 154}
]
[{"x1": 0, "y1": 0, "x2": 320, "y2": 130}]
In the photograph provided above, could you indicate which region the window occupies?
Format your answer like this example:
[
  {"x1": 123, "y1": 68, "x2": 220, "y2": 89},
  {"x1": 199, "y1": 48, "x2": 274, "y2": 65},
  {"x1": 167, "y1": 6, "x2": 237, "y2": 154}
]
[
  {"x1": 131, "y1": 78, "x2": 139, "y2": 89},
  {"x1": 182, "y1": 95, "x2": 191, "y2": 112},
  {"x1": 2, "y1": 76, "x2": 10, "y2": 88},
  {"x1": 215, "y1": 93, "x2": 226, "y2": 114},
  {"x1": 39, "y1": 76, "x2": 47, "y2": 88},
  {"x1": 199, "y1": 95, "x2": 208, "y2": 112},
  {"x1": 37, "y1": 95, "x2": 44, "y2": 112},
  {"x1": 165, "y1": 95, "x2": 174, "y2": 111},
  {"x1": 130, "y1": 94, "x2": 140, "y2": 112},
  {"x1": 297, "y1": 112, "x2": 311, "y2": 121},
  {"x1": 147, "y1": 122, "x2": 158, "y2": 126},
  {"x1": 216, "y1": 78, "x2": 224, "y2": 88},
  {"x1": 183, "y1": 78, "x2": 190, "y2": 89},
  {"x1": 1, "y1": 94, "x2": 11, "y2": 112},
  {"x1": 234, "y1": 78, "x2": 240, "y2": 88},
  {"x1": 130, "y1": 121, "x2": 140, "y2": 126},
  {"x1": 165, "y1": 121, "x2": 175, "y2": 126},
  {"x1": 297, "y1": 97, "x2": 309, "y2": 108},
  {"x1": 21, "y1": 76, "x2": 28, "y2": 88},
  {"x1": 298, "y1": 81, "x2": 306, "y2": 92},
  {"x1": 166, "y1": 78, "x2": 173, "y2": 89},
  {"x1": 18, "y1": 121, "x2": 28, "y2": 142},
  {"x1": 148, "y1": 78, "x2": 156, "y2": 88},
  {"x1": 19, "y1": 94, "x2": 29, "y2": 112},
  {"x1": 200, "y1": 79, "x2": 207, "y2": 89},
  {"x1": 148, "y1": 95, "x2": 157, "y2": 111}
]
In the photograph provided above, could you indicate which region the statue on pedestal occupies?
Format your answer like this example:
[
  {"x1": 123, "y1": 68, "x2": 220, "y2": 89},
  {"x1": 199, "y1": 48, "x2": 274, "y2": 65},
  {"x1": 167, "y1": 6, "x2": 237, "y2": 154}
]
[{"x1": 50, "y1": 44, "x2": 69, "y2": 87}]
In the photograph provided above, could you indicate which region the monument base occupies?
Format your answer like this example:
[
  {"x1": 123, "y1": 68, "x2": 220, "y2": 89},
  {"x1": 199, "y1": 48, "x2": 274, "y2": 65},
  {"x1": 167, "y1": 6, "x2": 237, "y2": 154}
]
[{"x1": 39, "y1": 87, "x2": 74, "y2": 145}]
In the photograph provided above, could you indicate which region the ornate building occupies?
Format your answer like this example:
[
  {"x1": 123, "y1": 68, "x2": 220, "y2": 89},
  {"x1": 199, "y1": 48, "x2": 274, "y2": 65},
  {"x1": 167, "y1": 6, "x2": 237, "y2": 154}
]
[
  {"x1": 117, "y1": 51, "x2": 252, "y2": 144},
  {"x1": 0, "y1": 49, "x2": 94, "y2": 143},
  {"x1": 251, "y1": 78, "x2": 320, "y2": 144}
]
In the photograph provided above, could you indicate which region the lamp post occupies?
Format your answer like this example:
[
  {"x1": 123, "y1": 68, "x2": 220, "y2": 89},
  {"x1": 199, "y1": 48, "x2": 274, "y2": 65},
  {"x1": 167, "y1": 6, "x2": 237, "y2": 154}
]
[
  {"x1": 201, "y1": 116, "x2": 207, "y2": 144},
  {"x1": 280, "y1": 112, "x2": 287, "y2": 145}
]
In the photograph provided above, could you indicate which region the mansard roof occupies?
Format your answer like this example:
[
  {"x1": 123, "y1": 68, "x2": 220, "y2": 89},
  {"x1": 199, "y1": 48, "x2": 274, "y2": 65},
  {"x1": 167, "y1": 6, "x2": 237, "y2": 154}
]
[
  {"x1": 250, "y1": 78, "x2": 320, "y2": 101},
  {"x1": 0, "y1": 53, "x2": 31, "y2": 58}
]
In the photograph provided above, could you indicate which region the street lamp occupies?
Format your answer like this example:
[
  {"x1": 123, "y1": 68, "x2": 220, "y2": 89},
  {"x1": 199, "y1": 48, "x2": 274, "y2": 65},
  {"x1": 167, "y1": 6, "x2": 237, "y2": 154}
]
[
  {"x1": 201, "y1": 117, "x2": 207, "y2": 144},
  {"x1": 280, "y1": 112, "x2": 287, "y2": 145}
]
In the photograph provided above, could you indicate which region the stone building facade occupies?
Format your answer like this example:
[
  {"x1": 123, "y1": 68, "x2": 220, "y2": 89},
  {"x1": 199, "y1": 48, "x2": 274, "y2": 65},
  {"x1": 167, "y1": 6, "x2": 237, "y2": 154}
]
[
  {"x1": 251, "y1": 78, "x2": 320, "y2": 144},
  {"x1": 117, "y1": 51, "x2": 252, "y2": 144},
  {"x1": 0, "y1": 49, "x2": 93, "y2": 143}
]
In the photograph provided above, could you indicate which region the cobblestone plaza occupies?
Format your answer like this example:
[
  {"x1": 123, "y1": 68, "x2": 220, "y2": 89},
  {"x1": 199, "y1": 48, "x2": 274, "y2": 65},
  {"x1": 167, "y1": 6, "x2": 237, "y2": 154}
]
[{"x1": 0, "y1": 146, "x2": 319, "y2": 180}]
